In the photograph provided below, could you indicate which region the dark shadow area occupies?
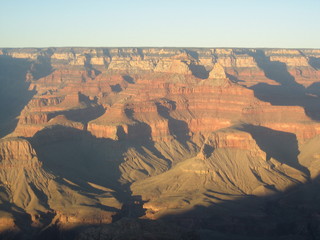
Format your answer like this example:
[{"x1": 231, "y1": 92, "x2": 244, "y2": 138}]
[
  {"x1": 226, "y1": 73, "x2": 245, "y2": 83},
  {"x1": 28, "y1": 123, "x2": 167, "y2": 214},
  {"x1": 126, "y1": 122, "x2": 152, "y2": 141},
  {"x1": 189, "y1": 64, "x2": 209, "y2": 79},
  {"x1": 248, "y1": 50, "x2": 304, "y2": 91},
  {"x1": 12, "y1": 176, "x2": 320, "y2": 240},
  {"x1": 185, "y1": 49, "x2": 199, "y2": 60},
  {"x1": 122, "y1": 106, "x2": 173, "y2": 167},
  {"x1": 112, "y1": 195, "x2": 146, "y2": 221},
  {"x1": 125, "y1": 121, "x2": 173, "y2": 168},
  {"x1": 28, "y1": 182, "x2": 51, "y2": 210},
  {"x1": 124, "y1": 107, "x2": 134, "y2": 118},
  {"x1": 239, "y1": 124, "x2": 309, "y2": 175},
  {"x1": 248, "y1": 50, "x2": 320, "y2": 121},
  {"x1": 30, "y1": 49, "x2": 54, "y2": 80},
  {"x1": 26, "y1": 125, "x2": 149, "y2": 238},
  {"x1": 110, "y1": 84, "x2": 122, "y2": 92},
  {"x1": 84, "y1": 54, "x2": 102, "y2": 79},
  {"x1": 34, "y1": 225, "x2": 78, "y2": 240},
  {"x1": 78, "y1": 92, "x2": 96, "y2": 104},
  {"x1": 47, "y1": 104, "x2": 105, "y2": 125},
  {"x1": 0, "y1": 56, "x2": 36, "y2": 138},
  {"x1": 155, "y1": 100, "x2": 190, "y2": 145},
  {"x1": 122, "y1": 75, "x2": 135, "y2": 84},
  {"x1": 116, "y1": 125, "x2": 127, "y2": 140},
  {"x1": 307, "y1": 82, "x2": 320, "y2": 97},
  {"x1": 137, "y1": 48, "x2": 144, "y2": 60},
  {"x1": 47, "y1": 93, "x2": 105, "y2": 125},
  {"x1": 28, "y1": 217, "x2": 197, "y2": 240},
  {"x1": 131, "y1": 134, "x2": 173, "y2": 169},
  {"x1": 30, "y1": 126, "x2": 123, "y2": 191},
  {"x1": 66, "y1": 105, "x2": 105, "y2": 125},
  {"x1": 102, "y1": 48, "x2": 111, "y2": 68},
  {"x1": 202, "y1": 144, "x2": 214, "y2": 158},
  {"x1": 309, "y1": 57, "x2": 320, "y2": 70},
  {"x1": 0, "y1": 186, "x2": 37, "y2": 240},
  {"x1": 0, "y1": 187, "x2": 54, "y2": 240},
  {"x1": 157, "y1": 178, "x2": 320, "y2": 239}
]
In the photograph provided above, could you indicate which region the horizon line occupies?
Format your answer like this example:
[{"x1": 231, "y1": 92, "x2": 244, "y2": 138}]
[{"x1": 1, "y1": 46, "x2": 320, "y2": 50}]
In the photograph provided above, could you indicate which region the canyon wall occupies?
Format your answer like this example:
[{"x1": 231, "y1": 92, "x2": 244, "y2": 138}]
[{"x1": 1, "y1": 47, "x2": 320, "y2": 238}]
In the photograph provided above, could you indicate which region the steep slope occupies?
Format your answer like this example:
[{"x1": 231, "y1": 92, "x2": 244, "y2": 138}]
[
  {"x1": 0, "y1": 137, "x2": 121, "y2": 233},
  {"x1": 131, "y1": 128, "x2": 307, "y2": 219},
  {"x1": 298, "y1": 134, "x2": 320, "y2": 179}
]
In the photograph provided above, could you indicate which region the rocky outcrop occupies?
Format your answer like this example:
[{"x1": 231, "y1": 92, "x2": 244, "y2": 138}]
[
  {"x1": 0, "y1": 138, "x2": 38, "y2": 165},
  {"x1": 154, "y1": 59, "x2": 192, "y2": 74},
  {"x1": 0, "y1": 137, "x2": 121, "y2": 232},
  {"x1": 208, "y1": 63, "x2": 226, "y2": 79}
]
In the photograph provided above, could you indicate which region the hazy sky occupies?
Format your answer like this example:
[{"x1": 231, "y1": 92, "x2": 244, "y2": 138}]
[{"x1": 1, "y1": 0, "x2": 319, "y2": 48}]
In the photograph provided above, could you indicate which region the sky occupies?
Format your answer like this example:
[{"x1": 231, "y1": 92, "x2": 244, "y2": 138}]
[{"x1": 0, "y1": 0, "x2": 319, "y2": 48}]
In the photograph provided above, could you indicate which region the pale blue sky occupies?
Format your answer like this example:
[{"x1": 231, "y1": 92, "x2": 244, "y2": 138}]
[{"x1": 0, "y1": 0, "x2": 319, "y2": 48}]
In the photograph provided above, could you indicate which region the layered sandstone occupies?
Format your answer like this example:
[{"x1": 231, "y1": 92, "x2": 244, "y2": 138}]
[{"x1": 264, "y1": 49, "x2": 320, "y2": 87}]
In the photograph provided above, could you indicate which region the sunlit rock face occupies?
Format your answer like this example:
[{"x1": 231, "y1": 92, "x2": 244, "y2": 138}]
[{"x1": 1, "y1": 47, "x2": 320, "y2": 239}]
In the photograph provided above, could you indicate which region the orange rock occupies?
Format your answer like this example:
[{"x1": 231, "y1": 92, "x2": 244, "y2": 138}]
[{"x1": 208, "y1": 63, "x2": 226, "y2": 79}]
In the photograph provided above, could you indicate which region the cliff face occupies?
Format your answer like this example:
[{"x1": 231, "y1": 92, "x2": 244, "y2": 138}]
[
  {"x1": 3, "y1": 47, "x2": 319, "y2": 141},
  {"x1": 1, "y1": 47, "x2": 320, "y2": 238},
  {"x1": 0, "y1": 137, "x2": 121, "y2": 232}
]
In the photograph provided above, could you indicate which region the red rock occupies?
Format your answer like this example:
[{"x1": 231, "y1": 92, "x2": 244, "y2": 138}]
[{"x1": 1, "y1": 47, "x2": 320, "y2": 230}]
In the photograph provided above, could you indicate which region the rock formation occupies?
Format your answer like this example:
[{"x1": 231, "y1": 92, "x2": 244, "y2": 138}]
[
  {"x1": 1, "y1": 47, "x2": 320, "y2": 239},
  {"x1": 0, "y1": 137, "x2": 121, "y2": 233}
]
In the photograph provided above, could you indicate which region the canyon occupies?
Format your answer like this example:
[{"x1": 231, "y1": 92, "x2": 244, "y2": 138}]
[{"x1": 0, "y1": 47, "x2": 320, "y2": 239}]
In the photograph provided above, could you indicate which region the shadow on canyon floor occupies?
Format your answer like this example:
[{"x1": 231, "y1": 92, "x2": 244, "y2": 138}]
[
  {"x1": 156, "y1": 177, "x2": 320, "y2": 240},
  {"x1": 247, "y1": 50, "x2": 320, "y2": 121},
  {"x1": 155, "y1": 99, "x2": 191, "y2": 145},
  {"x1": 84, "y1": 53, "x2": 102, "y2": 79},
  {"x1": 308, "y1": 57, "x2": 320, "y2": 70},
  {"x1": 5, "y1": 175, "x2": 320, "y2": 240},
  {"x1": 30, "y1": 126, "x2": 127, "y2": 191},
  {"x1": 0, "y1": 56, "x2": 35, "y2": 138},
  {"x1": 189, "y1": 64, "x2": 209, "y2": 79},
  {"x1": 30, "y1": 49, "x2": 54, "y2": 80},
  {"x1": 29, "y1": 124, "x2": 173, "y2": 199},
  {"x1": 47, "y1": 94, "x2": 106, "y2": 126},
  {"x1": 239, "y1": 124, "x2": 309, "y2": 176}
]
